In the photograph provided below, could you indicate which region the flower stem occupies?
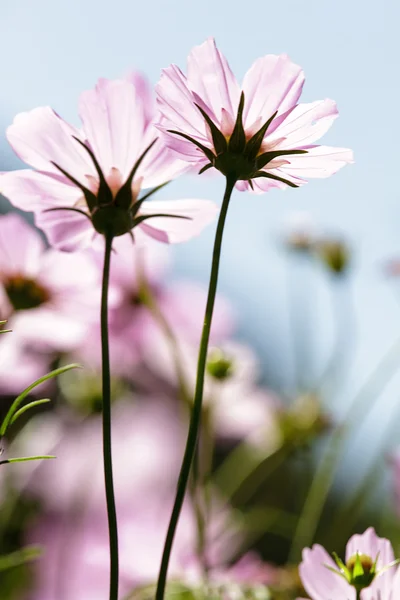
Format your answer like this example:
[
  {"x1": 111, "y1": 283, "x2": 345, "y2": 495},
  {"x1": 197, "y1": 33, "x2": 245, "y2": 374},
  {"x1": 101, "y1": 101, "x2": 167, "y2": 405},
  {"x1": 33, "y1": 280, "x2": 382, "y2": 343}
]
[
  {"x1": 155, "y1": 175, "x2": 236, "y2": 600},
  {"x1": 101, "y1": 233, "x2": 119, "y2": 600}
]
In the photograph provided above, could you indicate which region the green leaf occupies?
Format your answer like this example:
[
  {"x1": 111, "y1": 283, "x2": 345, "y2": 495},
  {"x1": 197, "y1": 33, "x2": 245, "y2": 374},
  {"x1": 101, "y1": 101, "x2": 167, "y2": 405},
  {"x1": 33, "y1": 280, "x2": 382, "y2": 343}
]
[
  {"x1": 0, "y1": 455, "x2": 56, "y2": 466},
  {"x1": 1, "y1": 363, "x2": 81, "y2": 436},
  {"x1": 10, "y1": 398, "x2": 51, "y2": 426},
  {"x1": 244, "y1": 111, "x2": 278, "y2": 160},
  {"x1": 194, "y1": 104, "x2": 227, "y2": 155},
  {"x1": 228, "y1": 92, "x2": 246, "y2": 153},
  {"x1": 0, "y1": 545, "x2": 43, "y2": 572}
]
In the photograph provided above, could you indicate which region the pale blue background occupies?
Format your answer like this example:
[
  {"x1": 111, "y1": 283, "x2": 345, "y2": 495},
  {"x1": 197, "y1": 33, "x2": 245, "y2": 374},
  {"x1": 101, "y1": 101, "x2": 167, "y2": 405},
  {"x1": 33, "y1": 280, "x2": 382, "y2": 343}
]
[{"x1": 1, "y1": 1, "x2": 400, "y2": 481}]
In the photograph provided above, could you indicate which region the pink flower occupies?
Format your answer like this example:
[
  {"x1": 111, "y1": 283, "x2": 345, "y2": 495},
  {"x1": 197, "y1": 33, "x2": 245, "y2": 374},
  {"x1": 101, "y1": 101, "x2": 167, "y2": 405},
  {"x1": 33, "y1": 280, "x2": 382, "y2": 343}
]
[
  {"x1": 0, "y1": 213, "x2": 99, "y2": 351},
  {"x1": 298, "y1": 528, "x2": 400, "y2": 600},
  {"x1": 73, "y1": 238, "x2": 234, "y2": 377},
  {"x1": 1, "y1": 73, "x2": 218, "y2": 251},
  {"x1": 156, "y1": 38, "x2": 353, "y2": 192},
  {"x1": 145, "y1": 338, "x2": 282, "y2": 447},
  {"x1": 0, "y1": 333, "x2": 50, "y2": 394}
]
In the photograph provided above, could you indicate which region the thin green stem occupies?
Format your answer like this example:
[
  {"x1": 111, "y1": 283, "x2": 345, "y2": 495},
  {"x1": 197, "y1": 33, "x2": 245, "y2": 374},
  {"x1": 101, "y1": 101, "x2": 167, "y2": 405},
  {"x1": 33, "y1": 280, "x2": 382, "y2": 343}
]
[
  {"x1": 155, "y1": 176, "x2": 236, "y2": 600},
  {"x1": 101, "y1": 234, "x2": 119, "y2": 600}
]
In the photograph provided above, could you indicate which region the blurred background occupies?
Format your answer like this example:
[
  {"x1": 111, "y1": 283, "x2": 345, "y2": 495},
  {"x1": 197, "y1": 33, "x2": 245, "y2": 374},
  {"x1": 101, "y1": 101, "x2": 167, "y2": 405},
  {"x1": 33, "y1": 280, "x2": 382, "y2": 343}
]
[{"x1": 1, "y1": 1, "x2": 400, "y2": 599}]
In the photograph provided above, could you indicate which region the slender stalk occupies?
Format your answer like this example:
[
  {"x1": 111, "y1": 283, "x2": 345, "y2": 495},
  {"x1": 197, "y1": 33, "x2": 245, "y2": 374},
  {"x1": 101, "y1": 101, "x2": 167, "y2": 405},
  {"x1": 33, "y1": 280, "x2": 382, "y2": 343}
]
[
  {"x1": 101, "y1": 233, "x2": 119, "y2": 600},
  {"x1": 155, "y1": 176, "x2": 236, "y2": 600}
]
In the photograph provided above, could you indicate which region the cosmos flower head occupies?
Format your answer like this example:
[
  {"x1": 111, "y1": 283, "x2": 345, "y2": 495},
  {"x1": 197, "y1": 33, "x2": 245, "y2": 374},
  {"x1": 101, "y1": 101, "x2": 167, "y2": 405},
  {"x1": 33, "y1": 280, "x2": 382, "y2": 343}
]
[
  {"x1": 1, "y1": 73, "x2": 218, "y2": 251},
  {"x1": 298, "y1": 528, "x2": 400, "y2": 600},
  {"x1": 156, "y1": 37, "x2": 353, "y2": 192},
  {"x1": 0, "y1": 213, "x2": 98, "y2": 351}
]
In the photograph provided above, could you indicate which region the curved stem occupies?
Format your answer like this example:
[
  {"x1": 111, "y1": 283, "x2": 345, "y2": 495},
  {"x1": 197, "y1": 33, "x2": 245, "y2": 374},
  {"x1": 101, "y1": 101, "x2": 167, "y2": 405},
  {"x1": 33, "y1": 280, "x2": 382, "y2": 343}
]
[
  {"x1": 155, "y1": 176, "x2": 236, "y2": 600},
  {"x1": 101, "y1": 234, "x2": 119, "y2": 600}
]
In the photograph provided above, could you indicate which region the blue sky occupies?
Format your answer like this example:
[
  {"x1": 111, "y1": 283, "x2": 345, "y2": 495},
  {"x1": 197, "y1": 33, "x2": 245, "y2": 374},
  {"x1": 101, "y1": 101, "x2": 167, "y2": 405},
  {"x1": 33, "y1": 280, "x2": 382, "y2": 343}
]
[{"x1": 1, "y1": 0, "x2": 400, "y2": 469}]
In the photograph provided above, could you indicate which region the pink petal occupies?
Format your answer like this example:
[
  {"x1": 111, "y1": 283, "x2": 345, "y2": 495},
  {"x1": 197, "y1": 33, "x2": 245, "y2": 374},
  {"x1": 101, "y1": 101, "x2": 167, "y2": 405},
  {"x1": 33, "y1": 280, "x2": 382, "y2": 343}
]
[
  {"x1": 137, "y1": 199, "x2": 218, "y2": 244},
  {"x1": 156, "y1": 64, "x2": 209, "y2": 141},
  {"x1": 79, "y1": 78, "x2": 147, "y2": 180},
  {"x1": 6, "y1": 107, "x2": 94, "y2": 184},
  {"x1": 0, "y1": 213, "x2": 45, "y2": 277},
  {"x1": 266, "y1": 99, "x2": 339, "y2": 148},
  {"x1": 242, "y1": 54, "x2": 304, "y2": 130},
  {"x1": 275, "y1": 145, "x2": 354, "y2": 179},
  {"x1": 299, "y1": 545, "x2": 356, "y2": 600},
  {"x1": 35, "y1": 208, "x2": 95, "y2": 252},
  {"x1": 0, "y1": 169, "x2": 82, "y2": 212},
  {"x1": 186, "y1": 37, "x2": 240, "y2": 122},
  {"x1": 126, "y1": 71, "x2": 155, "y2": 128}
]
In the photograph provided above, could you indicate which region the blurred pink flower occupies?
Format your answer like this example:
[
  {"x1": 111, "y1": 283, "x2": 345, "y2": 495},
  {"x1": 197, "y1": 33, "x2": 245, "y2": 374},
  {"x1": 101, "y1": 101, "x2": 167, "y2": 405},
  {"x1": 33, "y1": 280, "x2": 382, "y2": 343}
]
[
  {"x1": 298, "y1": 527, "x2": 400, "y2": 600},
  {"x1": 146, "y1": 338, "x2": 281, "y2": 447},
  {"x1": 156, "y1": 38, "x2": 353, "y2": 193},
  {"x1": 0, "y1": 333, "x2": 50, "y2": 394},
  {"x1": 73, "y1": 238, "x2": 234, "y2": 377},
  {"x1": 0, "y1": 213, "x2": 98, "y2": 351},
  {"x1": 1, "y1": 73, "x2": 217, "y2": 251}
]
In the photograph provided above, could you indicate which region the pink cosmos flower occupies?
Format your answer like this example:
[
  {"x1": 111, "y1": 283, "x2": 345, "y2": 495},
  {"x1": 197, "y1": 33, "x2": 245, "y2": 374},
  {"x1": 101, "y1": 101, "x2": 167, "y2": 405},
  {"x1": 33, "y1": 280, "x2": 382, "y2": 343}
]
[
  {"x1": 156, "y1": 38, "x2": 353, "y2": 192},
  {"x1": 71, "y1": 238, "x2": 234, "y2": 378},
  {"x1": 0, "y1": 73, "x2": 218, "y2": 251},
  {"x1": 298, "y1": 528, "x2": 400, "y2": 600},
  {"x1": 0, "y1": 213, "x2": 98, "y2": 351},
  {"x1": 0, "y1": 333, "x2": 50, "y2": 394},
  {"x1": 145, "y1": 338, "x2": 282, "y2": 447}
]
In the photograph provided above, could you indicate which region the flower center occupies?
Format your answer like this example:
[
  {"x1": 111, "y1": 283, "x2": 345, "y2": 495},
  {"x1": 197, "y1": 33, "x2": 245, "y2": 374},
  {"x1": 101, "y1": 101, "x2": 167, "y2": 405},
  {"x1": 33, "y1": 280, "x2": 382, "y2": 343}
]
[
  {"x1": 4, "y1": 275, "x2": 50, "y2": 311},
  {"x1": 206, "y1": 348, "x2": 235, "y2": 381},
  {"x1": 346, "y1": 554, "x2": 375, "y2": 590}
]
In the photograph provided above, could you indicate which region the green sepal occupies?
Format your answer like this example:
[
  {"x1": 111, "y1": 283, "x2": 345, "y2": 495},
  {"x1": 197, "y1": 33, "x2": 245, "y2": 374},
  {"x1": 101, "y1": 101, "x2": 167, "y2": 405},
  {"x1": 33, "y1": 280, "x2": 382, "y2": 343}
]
[
  {"x1": 0, "y1": 455, "x2": 56, "y2": 466},
  {"x1": 244, "y1": 111, "x2": 278, "y2": 160},
  {"x1": 114, "y1": 138, "x2": 157, "y2": 210},
  {"x1": 72, "y1": 137, "x2": 113, "y2": 206},
  {"x1": 132, "y1": 213, "x2": 191, "y2": 228},
  {"x1": 324, "y1": 564, "x2": 350, "y2": 583},
  {"x1": 228, "y1": 92, "x2": 246, "y2": 154},
  {"x1": 252, "y1": 170, "x2": 299, "y2": 188},
  {"x1": 194, "y1": 104, "x2": 227, "y2": 155},
  {"x1": 353, "y1": 553, "x2": 364, "y2": 579},
  {"x1": 167, "y1": 130, "x2": 215, "y2": 162},
  {"x1": 256, "y1": 149, "x2": 307, "y2": 170},
  {"x1": 51, "y1": 162, "x2": 98, "y2": 212},
  {"x1": 136, "y1": 182, "x2": 170, "y2": 204},
  {"x1": 43, "y1": 206, "x2": 93, "y2": 221},
  {"x1": 198, "y1": 163, "x2": 213, "y2": 174}
]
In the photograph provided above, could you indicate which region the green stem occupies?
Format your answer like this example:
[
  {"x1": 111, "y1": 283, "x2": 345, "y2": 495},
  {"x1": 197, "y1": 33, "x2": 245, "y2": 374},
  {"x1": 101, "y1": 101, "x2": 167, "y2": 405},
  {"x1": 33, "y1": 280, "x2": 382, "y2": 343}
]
[
  {"x1": 155, "y1": 176, "x2": 236, "y2": 600},
  {"x1": 101, "y1": 234, "x2": 119, "y2": 600}
]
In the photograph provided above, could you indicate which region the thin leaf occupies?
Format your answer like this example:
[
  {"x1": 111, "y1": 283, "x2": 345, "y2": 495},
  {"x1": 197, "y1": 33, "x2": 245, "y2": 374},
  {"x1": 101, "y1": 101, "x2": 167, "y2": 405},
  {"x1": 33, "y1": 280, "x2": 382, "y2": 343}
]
[
  {"x1": 132, "y1": 214, "x2": 191, "y2": 227},
  {"x1": 10, "y1": 398, "x2": 51, "y2": 426},
  {"x1": 1, "y1": 363, "x2": 81, "y2": 436},
  {"x1": 0, "y1": 455, "x2": 56, "y2": 466},
  {"x1": 0, "y1": 545, "x2": 43, "y2": 572},
  {"x1": 136, "y1": 182, "x2": 170, "y2": 204}
]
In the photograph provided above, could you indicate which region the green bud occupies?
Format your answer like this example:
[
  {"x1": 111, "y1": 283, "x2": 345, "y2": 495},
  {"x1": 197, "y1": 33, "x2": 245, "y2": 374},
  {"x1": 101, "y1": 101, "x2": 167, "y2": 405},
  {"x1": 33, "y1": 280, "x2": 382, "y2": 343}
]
[
  {"x1": 91, "y1": 204, "x2": 134, "y2": 237},
  {"x1": 206, "y1": 348, "x2": 234, "y2": 381},
  {"x1": 317, "y1": 239, "x2": 350, "y2": 275}
]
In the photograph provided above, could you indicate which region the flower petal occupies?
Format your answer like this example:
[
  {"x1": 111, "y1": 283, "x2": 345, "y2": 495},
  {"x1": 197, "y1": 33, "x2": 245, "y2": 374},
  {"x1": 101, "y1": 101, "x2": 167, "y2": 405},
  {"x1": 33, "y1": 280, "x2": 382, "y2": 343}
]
[
  {"x1": 35, "y1": 208, "x2": 95, "y2": 252},
  {"x1": 299, "y1": 545, "x2": 356, "y2": 600},
  {"x1": 79, "y1": 78, "x2": 147, "y2": 180},
  {"x1": 0, "y1": 213, "x2": 45, "y2": 277},
  {"x1": 186, "y1": 37, "x2": 241, "y2": 122},
  {"x1": 137, "y1": 199, "x2": 218, "y2": 243},
  {"x1": 6, "y1": 107, "x2": 93, "y2": 184},
  {"x1": 242, "y1": 54, "x2": 304, "y2": 129},
  {"x1": 0, "y1": 169, "x2": 82, "y2": 212},
  {"x1": 276, "y1": 145, "x2": 354, "y2": 179},
  {"x1": 267, "y1": 99, "x2": 339, "y2": 148}
]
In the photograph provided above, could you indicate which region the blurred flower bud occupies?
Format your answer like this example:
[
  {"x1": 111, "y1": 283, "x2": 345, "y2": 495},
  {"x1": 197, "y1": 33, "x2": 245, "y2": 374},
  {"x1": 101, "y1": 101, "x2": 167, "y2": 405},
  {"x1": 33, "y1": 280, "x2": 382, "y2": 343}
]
[
  {"x1": 316, "y1": 238, "x2": 350, "y2": 275},
  {"x1": 206, "y1": 347, "x2": 235, "y2": 381},
  {"x1": 278, "y1": 393, "x2": 331, "y2": 446},
  {"x1": 280, "y1": 212, "x2": 318, "y2": 253}
]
